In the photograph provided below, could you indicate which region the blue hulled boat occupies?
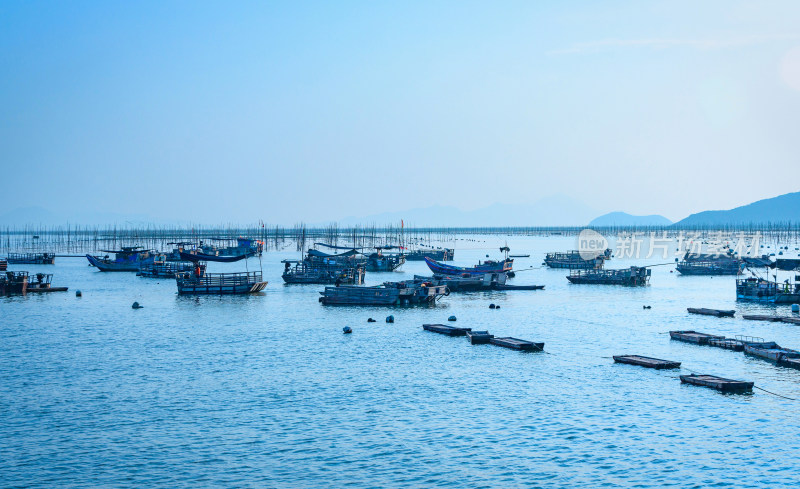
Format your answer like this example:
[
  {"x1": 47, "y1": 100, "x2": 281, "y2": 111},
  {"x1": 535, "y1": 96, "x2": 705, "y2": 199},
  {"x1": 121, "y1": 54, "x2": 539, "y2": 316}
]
[
  {"x1": 424, "y1": 256, "x2": 513, "y2": 276},
  {"x1": 86, "y1": 247, "x2": 154, "y2": 272}
]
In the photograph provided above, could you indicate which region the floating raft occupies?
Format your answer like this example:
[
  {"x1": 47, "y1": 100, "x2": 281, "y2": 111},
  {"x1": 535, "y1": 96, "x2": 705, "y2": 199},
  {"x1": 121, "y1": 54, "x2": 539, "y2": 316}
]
[
  {"x1": 670, "y1": 330, "x2": 725, "y2": 345},
  {"x1": 707, "y1": 337, "x2": 745, "y2": 352},
  {"x1": 743, "y1": 314, "x2": 785, "y2": 322},
  {"x1": 422, "y1": 324, "x2": 472, "y2": 337},
  {"x1": 679, "y1": 374, "x2": 753, "y2": 393},
  {"x1": 490, "y1": 337, "x2": 544, "y2": 351},
  {"x1": 466, "y1": 330, "x2": 494, "y2": 344},
  {"x1": 687, "y1": 308, "x2": 735, "y2": 317},
  {"x1": 613, "y1": 355, "x2": 681, "y2": 369}
]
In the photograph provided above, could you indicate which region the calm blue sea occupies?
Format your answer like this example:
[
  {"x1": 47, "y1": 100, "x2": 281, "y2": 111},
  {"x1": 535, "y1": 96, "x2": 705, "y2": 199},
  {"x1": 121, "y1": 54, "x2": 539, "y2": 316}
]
[{"x1": 3, "y1": 235, "x2": 800, "y2": 488}]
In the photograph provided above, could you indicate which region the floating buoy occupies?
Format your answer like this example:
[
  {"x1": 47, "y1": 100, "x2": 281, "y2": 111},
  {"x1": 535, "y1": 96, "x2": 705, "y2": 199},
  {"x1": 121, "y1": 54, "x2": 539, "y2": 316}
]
[
  {"x1": 75, "y1": 290, "x2": 82, "y2": 297},
  {"x1": 643, "y1": 305, "x2": 652, "y2": 309},
  {"x1": 448, "y1": 315, "x2": 457, "y2": 321},
  {"x1": 132, "y1": 302, "x2": 142, "y2": 309},
  {"x1": 793, "y1": 304, "x2": 800, "y2": 313},
  {"x1": 367, "y1": 318, "x2": 376, "y2": 323},
  {"x1": 495, "y1": 305, "x2": 501, "y2": 309},
  {"x1": 489, "y1": 304, "x2": 496, "y2": 309},
  {"x1": 343, "y1": 326, "x2": 352, "y2": 334},
  {"x1": 386, "y1": 315, "x2": 394, "y2": 323}
]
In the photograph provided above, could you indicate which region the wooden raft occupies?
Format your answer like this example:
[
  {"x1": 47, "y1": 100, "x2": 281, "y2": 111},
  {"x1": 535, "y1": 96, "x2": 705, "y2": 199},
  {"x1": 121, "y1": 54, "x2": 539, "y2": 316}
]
[
  {"x1": 490, "y1": 337, "x2": 544, "y2": 351},
  {"x1": 613, "y1": 355, "x2": 681, "y2": 369},
  {"x1": 422, "y1": 324, "x2": 472, "y2": 336},
  {"x1": 670, "y1": 330, "x2": 725, "y2": 345},
  {"x1": 679, "y1": 374, "x2": 753, "y2": 393},
  {"x1": 688, "y1": 308, "x2": 735, "y2": 317},
  {"x1": 742, "y1": 314, "x2": 785, "y2": 322}
]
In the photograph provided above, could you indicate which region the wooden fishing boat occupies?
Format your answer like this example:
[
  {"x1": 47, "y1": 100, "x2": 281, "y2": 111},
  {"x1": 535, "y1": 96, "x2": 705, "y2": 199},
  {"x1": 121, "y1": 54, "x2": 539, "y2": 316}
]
[
  {"x1": 402, "y1": 247, "x2": 454, "y2": 261},
  {"x1": 304, "y1": 248, "x2": 366, "y2": 270},
  {"x1": 25, "y1": 273, "x2": 68, "y2": 292},
  {"x1": 179, "y1": 251, "x2": 247, "y2": 263},
  {"x1": 365, "y1": 249, "x2": 405, "y2": 272},
  {"x1": 424, "y1": 256, "x2": 512, "y2": 275},
  {"x1": 138, "y1": 260, "x2": 200, "y2": 278},
  {"x1": 86, "y1": 247, "x2": 154, "y2": 272},
  {"x1": 0, "y1": 271, "x2": 28, "y2": 295},
  {"x1": 7, "y1": 252, "x2": 55, "y2": 265},
  {"x1": 197, "y1": 237, "x2": 263, "y2": 257},
  {"x1": 282, "y1": 261, "x2": 365, "y2": 285},
  {"x1": 567, "y1": 266, "x2": 650, "y2": 286},
  {"x1": 677, "y1": 260, "x2": 742, "y2": 275},
  {"x1": 736, "y1": 277, "x2": 800, "y2": 304},
  {"x1": 176, "y1": 271, "x2": 267, "y2": 295},
  {"x1": 319, "y1": 282, "x2": 447, "y2": 306},
  {"x1": 544, "y1": 251, "x2": 605, "y2": 269},
  {"x1": 411, "y1": 273, "x2": 543, "y2": 292}
]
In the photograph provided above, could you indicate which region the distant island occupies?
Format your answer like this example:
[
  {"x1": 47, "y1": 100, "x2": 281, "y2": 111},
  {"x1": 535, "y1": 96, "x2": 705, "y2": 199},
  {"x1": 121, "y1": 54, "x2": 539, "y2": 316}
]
[
  {"x1": 589, "y1": 212, "x2": 672, "y2": 227},
  {"x1": 674, "y1": 191, "x2": 800, "y2": 227}
]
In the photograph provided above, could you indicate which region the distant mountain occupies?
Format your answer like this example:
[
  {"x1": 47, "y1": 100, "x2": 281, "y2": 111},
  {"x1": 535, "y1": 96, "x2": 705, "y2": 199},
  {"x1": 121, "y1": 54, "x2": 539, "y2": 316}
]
[
  {"x1": 674, "y1": 191, "x2": 800, "y2": 227},
  {"x1": 334, "y1": 195, "x2": 598, "y2": 227},
  {"x1": 589, "y1": 212, "x2": 672, "y2": 227}
]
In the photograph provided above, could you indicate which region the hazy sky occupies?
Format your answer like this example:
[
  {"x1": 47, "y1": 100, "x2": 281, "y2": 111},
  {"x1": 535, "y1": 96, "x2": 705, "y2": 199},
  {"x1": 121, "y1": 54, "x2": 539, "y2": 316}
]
[{"x1": 2, "y1": 1, "x2": 799, "y2": 224}]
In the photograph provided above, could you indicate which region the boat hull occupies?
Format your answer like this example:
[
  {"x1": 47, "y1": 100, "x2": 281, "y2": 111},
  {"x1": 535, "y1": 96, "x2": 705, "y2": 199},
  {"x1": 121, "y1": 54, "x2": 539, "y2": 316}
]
[
  {"x1": 86, "y1": 254, "x2": 152, "y2": 272},
  {"x1": 424, "y1": 257, "x2": 512, "y2": 275}
]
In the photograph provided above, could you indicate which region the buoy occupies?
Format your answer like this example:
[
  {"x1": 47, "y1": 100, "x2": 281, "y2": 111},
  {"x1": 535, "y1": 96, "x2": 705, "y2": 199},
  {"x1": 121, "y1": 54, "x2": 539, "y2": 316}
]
[
  {"x1": 343, "y1": 326, "x2": 352, "y2": 334},
  {"x1": 132, "y1": 302, "x2": 142, "y2": 309},
  {"x1": 367, "y1": 318, "x2": 376, "y2": 323},
  {"x1": 448, "y1": 315, "x2": 457, "y2": 321},
  {"x1": 495, "y1": 305, "x2": 501, "y2": 309},
  {"x1": 75, "y1": 290, "x2": 82, "y2": 297},
  {"x1": 386, "y1": 315, "x2": 394, "y2": 323},
  {"x1": 792, "y1": 304, "x2": 800, "y2": 313}
]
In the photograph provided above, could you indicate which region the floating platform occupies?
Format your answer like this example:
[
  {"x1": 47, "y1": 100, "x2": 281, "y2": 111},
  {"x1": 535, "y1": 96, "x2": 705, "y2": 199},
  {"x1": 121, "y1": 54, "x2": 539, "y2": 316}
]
[
  {"x1": 680, "y1": 374, "x2": 753, "y2": 393},
  {"x1": 613, "y1": 355, "x2": 681, "y2": 369},
  {"x1": 466, "y1": 330, "x2": 494, "y2": 344},
  {"x1": 489, "y1": 337, "x2": 544, "y2": 351},
  {"x1": 687, "y1": 308, "x2": 735, "y2": 317},
  {"x1": 778, "y1": 357, "x2": 800, "y2": 370},
  {"x1": 782, "y1": 317, "x2": 800, "y2": 325},
  {"x1": 422, "y1": 324, "x2": 472, "y2": 336},
  {"x1": 493, "y1": 284, "x2": 545, "y2": 291},
  {"x1": 744, "y1": 343, "x2": 800, "y2": 363},
  {"x1": 742, "y1": 314, "x2": 786, "y2": 322},
  {"x1": 707, "y1": 337, "x2": 745, "y2": 351},
  {"x1": 669, "y1": 330, "x2": 725, "y2": 345}
]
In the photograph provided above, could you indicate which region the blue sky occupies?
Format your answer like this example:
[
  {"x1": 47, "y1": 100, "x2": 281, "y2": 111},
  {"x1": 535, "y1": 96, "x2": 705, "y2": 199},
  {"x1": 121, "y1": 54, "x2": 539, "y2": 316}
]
[{"x1": 2, "y1": 1, "x2": 799, "y2": 224}]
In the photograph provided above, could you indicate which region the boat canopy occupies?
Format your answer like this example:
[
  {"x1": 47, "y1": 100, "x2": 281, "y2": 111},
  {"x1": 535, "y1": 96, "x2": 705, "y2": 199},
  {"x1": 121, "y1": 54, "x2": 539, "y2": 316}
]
[{"x1": 307, "y1": 249, "x2": 359, "y2": 258}]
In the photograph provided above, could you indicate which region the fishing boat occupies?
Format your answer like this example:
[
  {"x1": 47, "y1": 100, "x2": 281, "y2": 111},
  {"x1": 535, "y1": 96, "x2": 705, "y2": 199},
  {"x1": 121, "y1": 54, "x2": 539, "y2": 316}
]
[
  {"x1": 176, "y1": 271, "x2": 267, "y2": 294},
  {"x1": 282, "y1": 261, "x2": 365, "y2": 285},
  {"x1": 25, "y1": 273, "x2": 68, "y2": 292},
  {"x1": 86, "y1": 247, "x2": 154, "y2": 272},
  {"x1": 365, "y1": 248, "x2": 405, "y2": 272},
  {"x1": 676, "y1": 252, "x2": 742, "y2": 275},
  {"x1": 424, "y1": 256, "x2": 512, "y2": 275},
  {"x1": 304, "y1": 248, "x2": 366, "y2": 270},
  {"x1": 401, "y1": 246, "x2": 454, "y2": 261},
  {"x1": 736, "y1": 277, "x2": 800, "y2": 304},
  {"x1": 544, "y1": 250, "x2": 605, "y2": 269},
  {"x1": 318, "y1": 281, "x2": 448, "y2": 306},
  {"x1": 567, "y1": 266, "x2": 651, "y2": 286},
  {"x1": 138, "y1": 259, "x2": 200, "y2": 278},
  {"x1": 198, "y1": 237, "x2": 263, "y2": 257},
  {"x1": 7, "y1": 253, "x2": 55, "y2": 264},
  {"x1": 412, "y1": 273, "x2": 543, "y2": 292},
  {"x1": 0, "y1": 271, "x2": 28, "y2": 295},
  {"x1": 179, "y1": 251, "x2": 247, "y2": 263}
]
